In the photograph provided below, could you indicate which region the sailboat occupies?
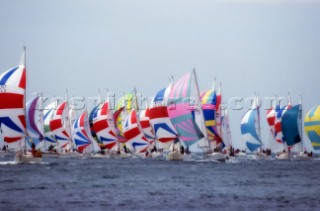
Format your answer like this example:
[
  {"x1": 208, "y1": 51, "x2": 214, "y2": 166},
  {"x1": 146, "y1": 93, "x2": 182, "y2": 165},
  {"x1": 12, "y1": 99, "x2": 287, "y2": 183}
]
[
  {"x1": 114, "y1": 91, "x2": 137, "y2": 155},
  {"x1": 0, "y1": 48, "x2": 42, "y2": 163},
  {"x1": 304, "y1": 105, "x2": 320, "y2": 152},
  {"x1": 200, "y1": 82, "x2": 228, "y2": 160},
  {"x1": 72, "y1": 111, "x2": 101, "y2": 158},
  {"x1": 49, "y1": 101, "x2": 72, "y2": 154},
  {"x1": 166, "y1": 72, "x2": 202, "y2": 160},
  {"x1": 266, "y1": 99, "x2": 286, "y2": 155},
  {"x1": 194, "y1": 81, "x2": 228, "y2": 162},
  {"x1": 123, "y1": 109, "x2": 150, "y2": 157},
  {"x1": 167, "y1": 70, "x2": 224, "y2": 161},
  {"x1": 240, "y1": 96, "x2": 263, "y2": 158},
  {"x1": 92, "y1": 99, "x2": 119, "y2": 157},
  {"x1": 272, "y1": 95, "x2": 304, "y2": 160},
  {"x1": 272, "y1": 102, "x2": 291, "y2": 159},
  {"x1": 281, "y1": 104, "x2": 303, "y2": 157},
  {"x1": 149, "y1": 85, "x2": 178, "y2": 156}
]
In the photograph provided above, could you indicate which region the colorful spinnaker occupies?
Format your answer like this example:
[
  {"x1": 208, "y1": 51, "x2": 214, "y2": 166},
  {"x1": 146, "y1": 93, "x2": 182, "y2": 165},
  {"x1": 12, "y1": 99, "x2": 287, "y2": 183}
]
[
  {"x1": 115, "y1": 91, "x2": 138, "y2": 142},
  {"x1": 123, "y1": 109, "x2": 149, "y2": 153},
  {"x1": 72, "y1": 111, "x2": 100, "y2": 153},
  {"x1": 92, "y1": 101, "x2": 118, "y2": 151},
  {"x1": 149, "y1": 86, "x2": 178, "y2": 145},
  {"x1": 304, "y1": 105, "x2": 320, "y2": 150},
  {"x1": 274, "y1": 103, "x2": 292, "y2": 145},
  {"x1": 138, "y1": 108, "x2": 155, "y2": 144},
  {"x1": 89, "y1": 104, "x2": 100, "y2": 141},
  {"x1": 49, "y1": 101, "x2": 71, "y2": 151},
  {"x1": 26, "y1": 96, "x2": 44, "y2": 150},
  {"x1": 282, "y1": 104, "x2": 302, "y2": 147},
  {"x1": 167, "y1": 72, "x2": 204, "y2": 147},
  {"x1": 240, "y1": 97, "x2": 262, "y2": 152},
  {"x1": 200, "y1": 89, "x2": 223, "y2": 146},
  {"x1": 266, "y1": 102, "x2": 285, "y2": 153},
  {"x1": 0, "y1": 50, "x2": 27, "y2": 150},
  {"x1": 43, "y1": 100, "x2": 57, "y2": 148}
]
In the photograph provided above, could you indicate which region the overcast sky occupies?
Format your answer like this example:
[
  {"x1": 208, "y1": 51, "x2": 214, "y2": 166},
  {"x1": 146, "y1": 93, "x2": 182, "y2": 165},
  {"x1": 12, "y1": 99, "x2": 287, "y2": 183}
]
[{"x1": 1, "y1": 0, "x2": 319, "y2": 150}]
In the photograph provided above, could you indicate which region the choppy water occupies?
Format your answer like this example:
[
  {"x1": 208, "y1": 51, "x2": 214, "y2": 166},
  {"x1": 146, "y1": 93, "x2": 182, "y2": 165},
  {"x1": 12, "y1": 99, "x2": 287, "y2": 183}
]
[{"x1": 0, "y1": 156, "x2": 320, "y2": 211}]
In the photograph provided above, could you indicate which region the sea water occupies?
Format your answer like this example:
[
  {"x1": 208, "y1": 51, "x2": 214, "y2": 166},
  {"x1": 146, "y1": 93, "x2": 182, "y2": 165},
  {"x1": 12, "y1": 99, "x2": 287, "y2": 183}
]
[{"x1": 0, "y1": 156, "x2": 319, "y2": 211}]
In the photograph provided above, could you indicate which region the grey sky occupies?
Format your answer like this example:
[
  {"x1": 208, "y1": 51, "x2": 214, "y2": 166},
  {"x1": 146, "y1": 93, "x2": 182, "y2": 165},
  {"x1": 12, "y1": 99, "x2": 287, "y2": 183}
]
[{"x1": 1, "y1": 0, "x2": 319, "y2": 150}]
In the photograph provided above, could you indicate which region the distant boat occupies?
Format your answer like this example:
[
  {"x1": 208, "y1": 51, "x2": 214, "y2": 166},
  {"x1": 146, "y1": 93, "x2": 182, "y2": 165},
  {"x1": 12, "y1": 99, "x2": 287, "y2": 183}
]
[
  {"x1": 0, "y1": 48, "x2": 42, "y2": 163},
  {"x1": 282, "y1": 104, "x2": 302, "y2": 149},
  {"x1": 0, "y1": 49, "x2": 27, "y2": 151},
  {"x1": 72, "y1": 111, "x2": 101, "y2": 155},
  {"x1": 49, "y1": 101, "x2": 72, "y2": 153},
  {"x1": 114, "y1": 91, "x2": 138, "y2": 151},
  {"x1": 275, "y1": 103, "x2": 292, "y2": 144},
  {"x1": 92, "y1": 100, "x2": 118, "y2": 152},
  {"x1": 123, "y1": 109, "x2": 149, "y2": 156},
  {"x1": 167, "y1": 71, "x2": 204, "y2": 147},
  {"x1": 166, "y1": 71, "x2": 204, "y2": 160},
  {"x1": 197, "y1": 80, "x2": 226, "y2": 161},
  {"x1": 304, "y1": 105, "x2": 320, "y2": 151},
  {"x1": 240, "y1": 96, "x2": 262, "y2": 152},
  {"x1": 149, "y1": 85, "x2": 178, "y2": 150},
  {"x1": 200, "y1": 84, "x2": 223, "y2": 150},
  {"x1": 273, "y1": 100, "x2": 304, "y2": 160},
  {"x1": 166, "y1": 70, "x2": 228, "y2": 161},
  {"x1": 266, "y1": 102, "x2": 286, "y2": 153}
]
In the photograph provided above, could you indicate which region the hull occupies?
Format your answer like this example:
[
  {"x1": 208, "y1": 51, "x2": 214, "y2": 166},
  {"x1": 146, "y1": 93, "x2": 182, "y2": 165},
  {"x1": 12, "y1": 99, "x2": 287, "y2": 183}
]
[
  {"x1": 275, "y1": 152, "x2": 290, "y2": 160},
  {"x1": 118, "y1": 152, "x2": 132, "y2": 159},
  {"x1": 90, "y1": 153, "x2": 107, "y2": 159},
  {"x1": 151, "y1": 151, "x2": 164, "y2": 159},
  {"x1": 235, "y1": 152, "x2": 247, "y2": 157},
  {"x1": 15, "y1": 152, "x2": 42, "y2": 164},
  {"x1": 167, "y1": 151, "x2": 184, "y2": 161},
  {"x1": 293, "y1": 152, "x2": 312, "y2": 160},
  {"x1": 132, "y1": 153, "x2": 147, "y2": 159},
  {"x1": 106, "y1": 150, "x2": 121, "y2": 159},
  {"x1": 58, "y1": 152, "x2": 82, "y2": 159},
  {"x1": 42, "y1": 152, "x2": 59, "y2": 158},
  {"x1": 253, "y1": 152, "x2": 270, "y2": 160},
  {"x1": 207, "y1": 152, "x2": 227, "y2": 162}
]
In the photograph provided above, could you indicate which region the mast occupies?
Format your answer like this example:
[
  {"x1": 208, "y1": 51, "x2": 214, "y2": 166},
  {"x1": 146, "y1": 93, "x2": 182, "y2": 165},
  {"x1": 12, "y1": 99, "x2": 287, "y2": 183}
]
[
  {"x1": 256, "y1": 94, "x2": 262, "y2": 149},
  {"x1": 65, "y1": 89, "x2": 73, "y2": 152},
  {"x1": 288, "y1": 92, "x2": 292, "y2": 106},
  {"x1": 210, "y1": 77, "x2": 216, "y2": 92},
  {"x1": 225, "y1": 107, "x2": 232, "y2": 147},
  {"x1": 39, "y1": 92, "x2": 45, "y2": 151},
  {"x1": 21, "y1": 46, "x2": 27, "y2": 153},
  {"x1": 286, "y1": 92, "x2": 291, "y2": 152},
  {"x1": 219, "y1": 83, "x2": 222, "y2": 144},
  {"x1": 299, "y1": 95, "x2": 303, "y2": 151},
  {"x1": 133, "y1": 86, "x2": 139, "y2": 112},
  {"x1": 98, "y1": 89, "x2": 102, "y2": 105},
  {"x1": 193, "y1": 69, "x2": 210, "y2": 149}
]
